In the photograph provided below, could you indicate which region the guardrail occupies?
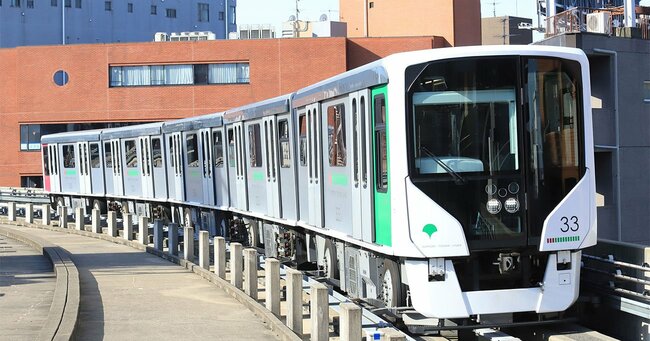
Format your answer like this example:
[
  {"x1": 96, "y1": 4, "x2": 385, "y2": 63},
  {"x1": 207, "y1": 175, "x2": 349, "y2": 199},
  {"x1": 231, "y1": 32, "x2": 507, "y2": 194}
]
[{"x1": 0, "y1": 187, "x2": 49, "y2": 204}]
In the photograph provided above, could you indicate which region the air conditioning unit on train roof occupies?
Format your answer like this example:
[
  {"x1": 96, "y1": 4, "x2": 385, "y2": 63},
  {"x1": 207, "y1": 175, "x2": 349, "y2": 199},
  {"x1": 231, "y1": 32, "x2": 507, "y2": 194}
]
[{"x1": 586, "y1": 12, "x2": 611, "y2": 35}]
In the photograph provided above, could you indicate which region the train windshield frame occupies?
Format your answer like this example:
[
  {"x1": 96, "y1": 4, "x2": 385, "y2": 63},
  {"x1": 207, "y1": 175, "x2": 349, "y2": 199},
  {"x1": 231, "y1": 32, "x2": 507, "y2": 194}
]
[{"x1": 405, "y1": 55, "x2": 585, "y2": 250}]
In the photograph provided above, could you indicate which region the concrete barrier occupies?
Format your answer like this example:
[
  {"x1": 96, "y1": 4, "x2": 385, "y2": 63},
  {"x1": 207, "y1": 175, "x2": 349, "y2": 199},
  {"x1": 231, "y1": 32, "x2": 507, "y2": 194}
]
[
  {"x1": 214, "y1": 236, "x2": 226, "y2": 278},
  {"x1": 265, "y1": 258, "x2": 280, "y2": 316},
  {"x1": 199, "y1": 231, "x2": 209, "y2": 270},
  {"x1": 107, "y1": 211, "x2": 117, "y2": 237},
  {"x1": 59, "y1": 206, "x2": 68, "y2": 228},
  {"x1": 138, "y1": 216, "x2": 148, "y2": 245},
  {"x1": 75, "y1": 207, "x2": 84, "y2": 231},
  {"x1": 230, "y1": 242, "x2": 243, "y2": 289},
  {"x1": 153, "y1": 219, "x2": 164, "y2": 251},
  {"x1": 310, "y1": 281, "x2": 329, "y2": 341},
  {"x1": 286, "y1": 267, "x2": 303, "y2": 335},
  {"x1": 25, "y1": 203, "x2": 33, "y2": 224},
  {"x1": 339, "y1": 302, "x2": 362, "y2": 341},
  {"x1": 244, "y1": 248, "x2": 258, "y2": 299},
  {"x1": 91, "y1": 209, "x2": 101, "y2": 234},
  {"x1": 183, "y1": 226, "x2": 194, "y2": 262},
  {"x1": 123, "y1": 213, "x2": 133, "y2": 241},
  {"x1": 168, "y1": 223, "x2": 178, "y2": 256},
  {"x1": 42, "y1": 204, "x2": 50, "y2": 226},
  {"x1": 8, "y1": 202, "x2": 16, "y2": 221}
]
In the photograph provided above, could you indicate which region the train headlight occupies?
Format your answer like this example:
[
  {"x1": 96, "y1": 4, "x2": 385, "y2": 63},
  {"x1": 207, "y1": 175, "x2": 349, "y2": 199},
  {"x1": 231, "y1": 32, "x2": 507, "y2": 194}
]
[
  {"x1": 504, "y1": 197, "x2": 520, "y2": 213},
  {"x1": 486, "y1": 198, "x2": 502, "y2": 214}
]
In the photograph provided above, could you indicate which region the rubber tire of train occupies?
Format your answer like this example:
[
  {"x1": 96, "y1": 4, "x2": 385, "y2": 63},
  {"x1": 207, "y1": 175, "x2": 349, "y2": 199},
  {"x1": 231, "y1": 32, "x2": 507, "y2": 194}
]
[
  {"x1": 379, "y1": 258, "x2": 402, "y2": 308},
  {"x1": 323, "y1": 239, "x2": 339, "y2": 280},
  {"x1": 247, "y1": 220, "x2": 259, "y2": 248}
]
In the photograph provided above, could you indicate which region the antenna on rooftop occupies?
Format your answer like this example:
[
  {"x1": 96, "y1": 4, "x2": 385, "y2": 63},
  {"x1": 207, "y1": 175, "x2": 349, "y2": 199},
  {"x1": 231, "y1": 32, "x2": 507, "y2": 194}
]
[{"x1": 491, "y1": 0, "x2": 500, "y2": 17}]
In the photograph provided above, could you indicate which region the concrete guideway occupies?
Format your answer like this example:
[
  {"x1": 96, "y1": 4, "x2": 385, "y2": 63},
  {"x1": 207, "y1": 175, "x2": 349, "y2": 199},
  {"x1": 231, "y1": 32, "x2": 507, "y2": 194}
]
[{"x1": 0, "y1": 224, "x2": 279, "y2": 341}]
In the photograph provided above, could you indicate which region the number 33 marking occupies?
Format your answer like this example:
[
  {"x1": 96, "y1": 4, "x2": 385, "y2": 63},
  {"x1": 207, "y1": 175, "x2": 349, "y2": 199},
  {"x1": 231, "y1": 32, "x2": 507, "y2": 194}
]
[{"x1": 560, "y1": 216, "x2": 579, "y2": 232}]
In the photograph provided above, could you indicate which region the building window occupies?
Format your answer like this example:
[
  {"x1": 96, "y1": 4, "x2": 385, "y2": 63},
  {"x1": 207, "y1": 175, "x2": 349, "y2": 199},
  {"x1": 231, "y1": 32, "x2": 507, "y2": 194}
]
[
  {"x1": 127, "y1": 2, "x2": 133, "y2": 12},
  {"x1": 20, "y1": 125, "x2": 41, "y2": 151},
  {"x1": 166, "y1": 8, "x2": 176, "y2": 18},
  {"x1": 75, "y1": 0, "x2": 81, "y2": 8},
  {"x1": 64, "y1": 0, "x2": 70, "y2": 7},
  {"x1": 109, "y1": 63, "x2": 250, "y2": 87},
  {"x1": 248, "y1": 124, "x2": 262, "y2": 168},
  {"x1": 150, "y1": 5, "x2": 156, "y2": 14},
  {"x1": 219, "y1": 11, "x2": 224, "y2": 20},
  {"x1": 27, "y1": 0, "x2": 33, "y2": 8},
  {"x1": 104, "y1": 1, "x2": 111, "y2": 11},
  {"x1": 369, "y1": 2, "x2": 374, "y2": 8},
  {"x1": 186, "y1": 134, "x2": 199, "y2": 167},
  {"x1": 279, "y1": 120, "x2": 291, "y2": 168},
  {"x1": 90, "y1": 143, "x2": 100, "y2": 168},
  {"x1": 11, "y1": 0, "x2": 20, "y2": 7},
  {"x1": 198, "y1": 3, "x2": 209, "y2": 22},
  {"x1": 51, "y1": 0, "x2": 56, "y2": 6},
  {"x1": 62, "y1": 145, "x2": 76, "y2": 168},
  {"x1": 229, "y1": 5, "x2": 235, "y2": 24},
  {"x1": 327, "y1": 104, "x2": 346, "y2": 167},
  {"x1": 644, "y1": 81, "x2": 650, "y2": 103}
]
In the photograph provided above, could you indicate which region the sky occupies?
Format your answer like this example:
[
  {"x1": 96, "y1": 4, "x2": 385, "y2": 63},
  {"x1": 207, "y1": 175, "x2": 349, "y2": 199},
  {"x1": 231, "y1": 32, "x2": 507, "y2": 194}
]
[{"x1": 237, "y1": 0, "x2": 650, "y2": 42}]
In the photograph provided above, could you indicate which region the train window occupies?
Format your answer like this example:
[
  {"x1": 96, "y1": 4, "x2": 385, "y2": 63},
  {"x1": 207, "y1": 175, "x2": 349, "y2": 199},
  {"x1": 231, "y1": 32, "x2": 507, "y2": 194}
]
[
  {"x1": 186, "y1": 133, "x2": 200, "y2": 167},
  {"x1": 168, "y1": 136, "x2": 175, "y2": 168},
  {"x1": 90, "y1": 143, "x2": 100, "y2": 168},
  {"x1": 104, "y1": 142, "x2": 112, "y2": 168},
  {"x1": 248, "y1": 124, "x2": 262, "y2": 168},
  {"x1": 213, "y1": 131, "x2": 224, "y2": 168},
  {"x1": 43, "y1": 148, "x2": 50, "y2": 176},
  {"x1": 299, "y1": 114, "x2": 307, "y2": 167},
  {"x1": 374, "y1": 95, "x2": 388, "y2": 192},
  {"x1": 124, "y1": 140, "x2": 138, "y2": 168},
  {"x1": 278, "y1": 119, "x2": 291, "y2": 168},
  {"x1": 352, "y1": 98, "x2": 358, "y2": 182},
  {"x1": 62, "y1": 145, "x2": 76, "y2": 169},
  {"x1": 152, "y1": 138, "x2": 163, "y2": 168},
  {"x1": 327, "y1": 104, "x2": 346, "y2": 167},
  {"x1": 227, "y1": 129, "x2": 235, "y2": 168}
]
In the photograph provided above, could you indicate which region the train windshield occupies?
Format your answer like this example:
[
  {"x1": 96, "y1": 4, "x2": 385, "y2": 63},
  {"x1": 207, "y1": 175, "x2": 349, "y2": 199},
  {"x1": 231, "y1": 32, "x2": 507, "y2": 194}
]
[{"x1": 406, "y1": 56, "x2": 583, "y2": 249}]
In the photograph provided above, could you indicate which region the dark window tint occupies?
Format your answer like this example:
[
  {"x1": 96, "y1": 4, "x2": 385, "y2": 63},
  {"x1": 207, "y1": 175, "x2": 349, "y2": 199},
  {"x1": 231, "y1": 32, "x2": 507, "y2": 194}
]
[
  {"x1": 124, "y1": 140, "x2": 137, "y2": 168},
  {"x1": 127, "y1": 2, "x2": 132, "y2": 12},
  {"x1": 150, "y1": 5, "x2": 156, "y2": 14},
  {"x1": 51, "y1": 0, "x2": 56, "y2": 6},
  {"x1": 10, "y1": 0, "x2": 20, "y2": 7},
  {"x1": 213, "y1": 131, "x2": 224, "y2": 168},
  {"x1": 168, "y1": 136, "x2": 175, "y2": 167},
  {"x1": 104, "y1": 1, "x2": 110, "y2": 11},
  {"x1": 248, "y1": 124, "x2": 262, "y2": 168},
  {"x1": 299, "y1": 114, "x2": 306, "y2": 166},
  {"x1": 166, "y1": 8, "x2": 176, "y2": 18},
  {"x1": 27, "y1": 0, "x2": 33, "y2": 8},
  {"x1": 104, "y1": 142, "x2": 112, "y2": 168},
  {"x1": 279, "y1": 119, "x2": 290, "y2": 168},
  {"x1": 75, "y1": 0, "x2": 80, "y2": 8},
  {"x1": 152, "y1": 138, "x2": 162, "y2": 168},
  {"x1": 62, "y1": 145, "x2": 75, "y2": 169},
  {"x1": 219, "y1": 11, "x2": 224, "y2": 20},
  {"x1": 198, "y1": 3, "x2": 209, "y2": 22},
  {"x1": 194, "y1": 64, "x2": 209, "y2": 85},
  {"x1": 64, "y1": 0, "x2": 70, "y2": 7},
  {"x1": 43, "y1": 148, "x2": 50, "y2": 176},
  {"x1": 227, "y1": 129, "x2": 235, "y2": 168},
  {"x1": 327, "y1": 104, "x2": 346, "y2": 167},
  {"x1": 186, "y1": 134, "x2": 199, "y2": 167},
  {"x1": 374, "y1": 95, "x2": 387, "y2": 192},
  {"x1": 90, "y1": 143, "x2": 100, "y2": 168}
]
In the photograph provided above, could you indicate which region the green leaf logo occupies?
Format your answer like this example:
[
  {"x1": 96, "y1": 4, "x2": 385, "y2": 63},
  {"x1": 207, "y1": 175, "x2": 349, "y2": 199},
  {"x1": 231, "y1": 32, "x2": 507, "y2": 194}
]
[{"x1": 423, "y1": 224, "x2": 438, "y2": 238}]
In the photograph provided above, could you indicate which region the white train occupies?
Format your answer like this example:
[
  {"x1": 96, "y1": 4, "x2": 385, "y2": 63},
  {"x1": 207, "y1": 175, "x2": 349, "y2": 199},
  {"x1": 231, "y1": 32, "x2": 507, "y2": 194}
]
[{"x1": 41, "y1": 45, "x2": 596, "y2": 321}]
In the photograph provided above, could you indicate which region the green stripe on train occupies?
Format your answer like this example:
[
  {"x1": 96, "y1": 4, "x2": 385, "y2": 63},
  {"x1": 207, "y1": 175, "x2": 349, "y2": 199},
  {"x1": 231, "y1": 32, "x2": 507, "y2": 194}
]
[
  {"x1": 331, "y1": 173, "x2": 348, "y2": 186},
  {"x1": 252, "y1": 171, "x2": 264, "y2": 182},
  {"x1": 127, "y1": 169, "x2": 140, "y2": 177},
  {"x1": 372, "y1": 85, "x2": 391, "y2": 247}
]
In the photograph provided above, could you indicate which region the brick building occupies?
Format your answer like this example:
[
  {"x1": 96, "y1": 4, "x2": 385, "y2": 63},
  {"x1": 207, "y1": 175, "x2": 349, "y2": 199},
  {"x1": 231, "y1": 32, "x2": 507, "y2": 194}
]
[{"x1": 0, "y1": 36, "x2": 444, "y2": 186}]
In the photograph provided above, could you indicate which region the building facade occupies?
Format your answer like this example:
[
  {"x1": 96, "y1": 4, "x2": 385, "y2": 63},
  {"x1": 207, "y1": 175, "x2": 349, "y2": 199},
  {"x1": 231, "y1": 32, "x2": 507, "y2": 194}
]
[
  {"x1": 481, "y1": 16, "x2": 533, "y2": 45},
  {"x1": 0, "y1": 36, "x2": 443, "y2": 186},
  {"x1": 0, "y1": 0, "x2": 237, "y2": 47},
  {"x1": 339, "y1": 0, "x2": 481, "y2": 46}
]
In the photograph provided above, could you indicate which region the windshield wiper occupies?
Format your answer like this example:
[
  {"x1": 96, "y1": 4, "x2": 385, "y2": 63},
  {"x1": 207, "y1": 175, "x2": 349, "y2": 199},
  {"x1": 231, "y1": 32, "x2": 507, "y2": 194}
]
[{"x1": 420, "y1": 146, "x2": 466, "y2": 185}]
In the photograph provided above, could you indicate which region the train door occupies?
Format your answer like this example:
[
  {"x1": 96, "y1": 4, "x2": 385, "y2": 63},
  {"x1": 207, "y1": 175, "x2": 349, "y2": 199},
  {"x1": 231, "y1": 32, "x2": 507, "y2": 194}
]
[
  {"x1": 322, "y1": 97, "x2": 353, "y2": 235},
  {"x1": 278, "y1": 113, "x2": 297, "y2": 220},
  {"x1": 244, "y1": 120, "x2": 267, "y2": 213},
  {"x1": 122, "y1": 138, "x2": 142, "y2": 197},
  {"x1": 234, "y1": 122, "x2": 248, "y2": 210},
  {"x1": 297, "y1": 110, "x2": 309, "y2": 223},
  {"x1": 213, "y1": 128, "x2": 229, "y2": 208},
  {"x1": 48, "y1": 144, "x2": 61, "y2": 193},
  {"x1": 151, "y1": 136, "x2": 167, "y2": 198},
  {"x1": 89, "y1": 142, "x2": 104, "y2": 195},
  {"x1": 42, "y1": 144, "x2": 51, "y2": 192},
  {"x1": 263, "y1": 116, "x2": 281, "y2": 218},
  {"x1": 226, "y1": 127, "x2": 238, "y2": 208},
  {"x1": 350, "y1": 90, "x2": 374, "y2": 242},
  {"x1": 307, "y1": 103, "x2": 324, "y2": 227},
  {"x1": 139, "y1": 136, "x2": 154, "y2": 198},
  {"x1": 77, "y1": 142, "x2": 91, "y2": 195},
  {"x1": 183, "y1": 131, "x2": 202, "y2": 203},
  {"x1": 60, "y1": 143, "x2": 80, "y2": 193},
  {"x1": 103, "y1": 141, "x2": 115, "y2": 195},
  {"x1": 199, "y1": 128, "x2": 215, "y2": 206},
  {"x1": 110, "y1": 139, "x2": 124, "y2": 196},
  {"x1": 166, "y1": 133, "x2": 184, "y2": 201}
]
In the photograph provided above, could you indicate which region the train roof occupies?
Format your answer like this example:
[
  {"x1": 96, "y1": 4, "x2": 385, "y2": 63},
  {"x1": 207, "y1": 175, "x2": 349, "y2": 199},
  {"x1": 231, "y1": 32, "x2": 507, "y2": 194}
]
[
  {"x1": 223, "y1": 94, "x2": 292, "y2": 124},
  {"x1": 101, "y1": 122, "x2": 164, "y2": 139},
  {"x1": 41, "y1": 129, "x2": 103, "y2": 144},
  {"x1": 292, "y1": 63, "x2": 388, "y2": 109},
  {"x1": 162, "y1": 113, "x2": 224, "y2": 133}
]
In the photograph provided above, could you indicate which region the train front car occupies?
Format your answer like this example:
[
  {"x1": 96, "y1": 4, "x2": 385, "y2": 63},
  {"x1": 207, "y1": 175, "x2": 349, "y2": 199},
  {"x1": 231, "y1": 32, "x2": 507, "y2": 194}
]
[{"x1": 388, "y1": 46, "x2": 596, "y2": 319}]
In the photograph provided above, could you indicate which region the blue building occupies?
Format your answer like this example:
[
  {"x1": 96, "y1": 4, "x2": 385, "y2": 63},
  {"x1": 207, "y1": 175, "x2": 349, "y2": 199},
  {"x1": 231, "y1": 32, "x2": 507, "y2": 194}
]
[{"x1": 0, "y1": 0, "x2": 236, "y2": 47}]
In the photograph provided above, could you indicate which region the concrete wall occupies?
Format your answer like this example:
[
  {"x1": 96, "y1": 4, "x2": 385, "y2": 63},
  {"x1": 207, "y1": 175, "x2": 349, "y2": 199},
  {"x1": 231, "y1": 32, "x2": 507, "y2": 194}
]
[
  {"x1": 537, "y1": 33, "x2": 650, "y2": 244},
  {"x1": 0, "y1": 0, "x2": 237, "y2": 48},
  {"x1": 340, "y1": 0, "x2": 481, "y2": 46},
  {"x1": 0, "y1": 36, "x2": 441, "y2": 186},
  {"x1": 481, "y1": 16, "x2": 533, "y2": 45}
]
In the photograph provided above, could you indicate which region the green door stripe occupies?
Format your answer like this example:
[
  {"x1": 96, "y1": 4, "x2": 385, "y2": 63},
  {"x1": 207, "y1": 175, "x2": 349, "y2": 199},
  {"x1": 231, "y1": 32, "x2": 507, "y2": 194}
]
[{"x1": 372, "y1": 85, "x2": 391, "y2": 246}]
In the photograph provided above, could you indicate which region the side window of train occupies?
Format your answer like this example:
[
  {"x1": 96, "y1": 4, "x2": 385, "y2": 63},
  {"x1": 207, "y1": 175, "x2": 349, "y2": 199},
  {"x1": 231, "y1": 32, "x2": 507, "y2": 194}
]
[
  {"x1": 213, "y1": 131, "x2": 224, "y2": 168},
  {"x1": 227, "y1": 129, "x2": 235, "y2": 168},
  {"x1": 152, "y1": 138, "x2": 163, "y2": 168},
  {"x1": 90, "y1": 143, "x2": 100, "y2": 168},
  {"x1": 124, "y1": 140, "x2": 138, "y2": 168},
  {"x1": 248, "y1": 124, "x2": 262, "y2": 168},
  {"x1": 186, "y1": 133, "x2": 200, "y2": 168},
  {"x1": 43, "y1": 148, "x2": 50, "y2": 176},
  {"x1": 299, "y1": 114, "x2": 307, "y2": 166},
  {"x1": 62, "y1": 145, "x2": 76, "y2": 169},
  {"x1": 168, "y1": 136, "x2": 175, "y2": 168},
  {"x1": 278, "y1": 119, "x2": 291, "y2": 168},
  {"x1": 104, "y1": 142, "x2": 112, "y2": 168},
  {"x1": 374, "y1": 94, "x2": 388, "y2": 192},
  {"x1": 327, "y1": 104, "x2": 346, "y2": 167}
]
